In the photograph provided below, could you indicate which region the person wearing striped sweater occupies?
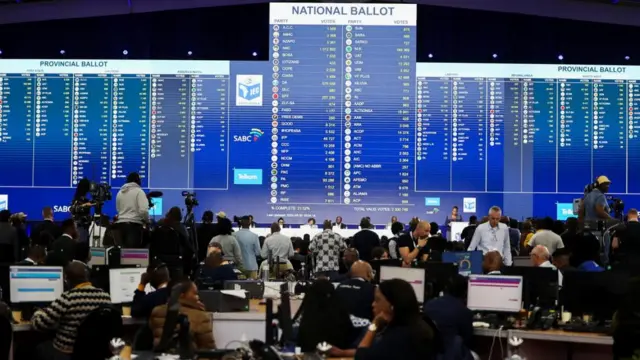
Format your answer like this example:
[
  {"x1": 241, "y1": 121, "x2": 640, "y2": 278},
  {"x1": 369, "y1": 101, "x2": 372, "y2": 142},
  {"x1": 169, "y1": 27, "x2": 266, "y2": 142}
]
[{"x1": 32, "y1": 261, "x2": 112, "y2": 360}]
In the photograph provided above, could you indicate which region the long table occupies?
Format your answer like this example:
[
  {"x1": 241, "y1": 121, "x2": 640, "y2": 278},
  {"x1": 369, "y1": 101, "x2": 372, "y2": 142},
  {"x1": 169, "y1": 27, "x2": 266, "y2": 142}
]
[
  {"x1": 233, "y1": 227, "x2": 394, "y2": 239},
  {"x1": 474, "y1": 327, "x2": 612, "y2": 360},
  {"x1": 212, "y1": 300, "x2": 614, "y2": 359},
  {"x1": 12, "y1": 316, "x2": 145, "y2": 332}
]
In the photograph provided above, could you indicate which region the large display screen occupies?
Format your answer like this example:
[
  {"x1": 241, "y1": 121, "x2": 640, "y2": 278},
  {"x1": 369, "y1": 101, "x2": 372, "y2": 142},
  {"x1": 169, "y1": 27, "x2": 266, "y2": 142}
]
[{"x1": 0, "y1": 3, "x2": 637, "y2": 223}]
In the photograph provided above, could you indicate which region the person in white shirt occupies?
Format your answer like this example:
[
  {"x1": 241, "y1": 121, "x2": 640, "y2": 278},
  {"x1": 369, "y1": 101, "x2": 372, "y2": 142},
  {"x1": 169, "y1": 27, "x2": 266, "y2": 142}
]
[
  {"x1": 467, "y1": 206, "x2": 512, "y2": 266},
  {"x1": 528, "y1": 217, "x2": 564, "y2": 254},
  {"x1": 530, "y1": 245, "x2": 563, "y2": 285},
  {"x1": 530, "y1": 245, "x2": 555, "y2": 269}
]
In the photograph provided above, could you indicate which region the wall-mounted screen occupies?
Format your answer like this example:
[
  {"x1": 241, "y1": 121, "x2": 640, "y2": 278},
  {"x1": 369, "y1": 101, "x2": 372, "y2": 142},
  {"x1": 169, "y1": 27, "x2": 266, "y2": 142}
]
[{"x1": 0, "y1": 2, "x2": 637, "y2": 223}]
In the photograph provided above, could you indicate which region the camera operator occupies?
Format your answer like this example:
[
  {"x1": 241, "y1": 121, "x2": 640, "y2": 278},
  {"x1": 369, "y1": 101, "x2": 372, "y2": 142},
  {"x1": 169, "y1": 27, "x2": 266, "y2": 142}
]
[
  {"x1": 579, "y1": 175, "x2": 612, "y2": 222},
  {"x1": 70, "y1": 178, "x2": 94, "y2": 243},
  {"x1": 116, "y1": 172, "x2": 149, "y2": 248}
]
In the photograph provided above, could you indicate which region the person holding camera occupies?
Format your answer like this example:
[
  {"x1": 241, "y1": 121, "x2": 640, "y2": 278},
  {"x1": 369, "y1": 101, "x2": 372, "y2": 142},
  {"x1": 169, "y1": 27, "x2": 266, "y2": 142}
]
[
  {"x1": 70, "y1": 178, "x2": 94, "y2": 243},
  {"x1": 580, "y1": 175, "x2": 612, "y2": 222},
  {"x1": 116, "y1": 172, "x2": 149, "y2": 248}
]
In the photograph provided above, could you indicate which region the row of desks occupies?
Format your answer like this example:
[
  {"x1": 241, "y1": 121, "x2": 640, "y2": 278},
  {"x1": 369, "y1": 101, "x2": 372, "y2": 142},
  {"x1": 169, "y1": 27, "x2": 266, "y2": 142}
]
[{"x1": 13, "y1": 300, "x2": 613, "y2": 360}]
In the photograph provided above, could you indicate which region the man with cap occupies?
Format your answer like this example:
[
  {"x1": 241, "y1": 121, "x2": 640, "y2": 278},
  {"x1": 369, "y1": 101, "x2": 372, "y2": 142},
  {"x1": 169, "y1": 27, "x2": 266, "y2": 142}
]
[
  {"x1": 581, "y1": 175, "x2": 612, "y2": 222},
  {"x1": 234, "y1": 216, "x2": 261, "y2": 279}
]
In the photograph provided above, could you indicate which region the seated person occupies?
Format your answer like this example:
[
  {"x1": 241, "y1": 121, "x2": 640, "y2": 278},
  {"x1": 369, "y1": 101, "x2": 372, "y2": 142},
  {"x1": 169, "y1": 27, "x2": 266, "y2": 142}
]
[
  {"x1": 200, "y1": 251, "x2": 239, "y2": 284},
  {"x1": 149, "y1": 280, "x2": 215, "y2": 350},
  {"x1": 50, "y1": 219, "x2": 79, "y2": 266},
  {"x1": 33, "y1": 261, "x2": 112, "y2": 360},
  {"x1": 530, "y1": 245, "x2": 556, "y2": 269},
  {"x1": 354, "y1": 279, "x2": 435, "y2": 360},
  {"x1": 482, "y1": 251, "x2": 502, "y2": 275},
  {"x1": 574, "y1": 234, "x2": 605, "y2": 272},
  {"x1": 335, "y1": 261, "x2": 375, "y2": 321},
  {"x1": 294, "y1": 279, "x2": 358, "y2": 354},
  {"x1": 552, "y1": 248, "x2": 575, "y2": 272},
  {"x1": 17, "y1": 245, "x2": 46, "y2": 265},
  {"x1": 423, "y1": 274, "x2": 473, "y2": 352},
  {"x1": 371, "y1": 247, "x2": 389, "y2": 261},
  {"x1": 131, "y1": 262, "x2": 171, "y2": 319}
]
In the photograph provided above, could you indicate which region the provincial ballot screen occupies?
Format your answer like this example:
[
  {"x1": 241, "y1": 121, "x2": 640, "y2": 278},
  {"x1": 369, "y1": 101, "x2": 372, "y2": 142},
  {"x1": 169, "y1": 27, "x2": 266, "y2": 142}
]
[{"x1": 0, "y1": 3, "x2": 638, "y2": 222}]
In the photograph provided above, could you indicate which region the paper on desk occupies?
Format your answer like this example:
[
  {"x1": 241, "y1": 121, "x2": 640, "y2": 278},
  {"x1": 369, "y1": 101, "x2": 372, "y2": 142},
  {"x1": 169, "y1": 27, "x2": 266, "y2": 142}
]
[{"x1": 220, "y1": 290, "x2": 247, "y2": 299}]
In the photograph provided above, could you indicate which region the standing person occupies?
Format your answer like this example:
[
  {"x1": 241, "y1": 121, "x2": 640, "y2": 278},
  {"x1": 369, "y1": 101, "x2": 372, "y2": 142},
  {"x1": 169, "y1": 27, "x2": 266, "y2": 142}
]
[
  {"x1": 234, "y1": 216, "x2": 261, "y2": 279},
  {"x1": 70, "y1": 178, "x2": 93, "y2": 243},
  {"x1": 387, "y1": 222, "x2": 405, "y2": 260},
  {"x1": 461, "y1": 216, "x2": 478, "y2": 250},
  {"x1": 352, "y1": 217, "x2": 380, "y2": 263},
  {"x1": 445, "y1": 206, "x2": 463, "y2": 241},
  {"x1": 197, "y1": 211, "x2": 217, "y2": 263},
  {"x1": 528, "y1": 217, "x2": 565, "y2": 255},
  {"x1": 31, "y1": 206, "x2": 62, "y2": 248},
  {"x1": 0, "y1": 210, "x2": 18, "y2": 263},
  {"x1": 579, "y1": 175, "x2": 612, "y2": 222},
  {"x1": 115, "y1": 172, "x2": 149, "y2": 248},
  {"x1": 467, "y1": 206, "x2": 512, "y2": 266},
  {"x1": 519, "y1": 221, "x2": 534, "y2": 255},
  {"x1": 210, "y1": 218, "x2": 243, "y2": 266},
  {"x1": 309, "y1": 220, "x2": 347, "y2": 281},
  {"x1": 10, "y1": 212, "x2": 29, "y2": 260},
  {"x1": 261, "y1": 222, "x2": 294, "y2": 264}
]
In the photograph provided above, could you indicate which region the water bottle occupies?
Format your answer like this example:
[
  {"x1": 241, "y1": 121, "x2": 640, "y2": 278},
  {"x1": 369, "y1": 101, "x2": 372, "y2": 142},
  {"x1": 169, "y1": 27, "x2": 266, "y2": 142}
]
[{"x1": 262, "y1": 262, "x2": 270, "y2": 282}]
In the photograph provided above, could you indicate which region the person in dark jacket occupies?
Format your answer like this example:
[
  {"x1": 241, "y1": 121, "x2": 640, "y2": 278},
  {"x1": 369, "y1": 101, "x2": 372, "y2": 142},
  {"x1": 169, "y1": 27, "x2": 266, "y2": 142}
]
[
  {"x1": 0, "y1": 210, "x2": 18, "y2": 263},
  {"x1": 10, "y1": 212, "x2": 29, "y2": 260},
  {"x1": 17, "y1": 245, "x2": 47, "y2": 265},
  {"x1": 354, "y1": 279, "x2": 435, "y2": 360},
  {"x1": 351, "y1": 218, "x2": 380, "y2": 263},
  {"x1": 50, "y1": 219, "x2": 79, "y2": 266},
  {"x1": 131, "y1": 262, "x2": 171, "y2": 319},
  {"x1": 335, "y1": 261, "x2": 375, "y2": 320},
  {"x1": 31, "y1": 207, "x2": 62, "y2": 248},
  {"x1": 199, "y1": 251, "x2": 239, "y2": 284},
  {"x1": 295, "y1": 279, "x2": 356, "y2": 353},
  {"x1": 197, "y1": 211, "x2": 217, "y2": 263}
]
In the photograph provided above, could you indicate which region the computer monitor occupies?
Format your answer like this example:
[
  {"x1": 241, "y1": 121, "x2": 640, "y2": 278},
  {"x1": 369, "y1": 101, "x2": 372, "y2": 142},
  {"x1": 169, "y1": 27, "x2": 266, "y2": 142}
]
[
  {"x1": 370, "y1": 259, "x2": 402, "y2": 284},
  {"x1": 109, "y1": 268, "x2": 146, "y2": 304},
  {"x1": 88, "y1": 247, "x2": 107, "y2": 267},
  {"x1": 467, "y1": 275, "x2": 523, "y2": 313},
  {"x1": 10, "y1": 266, "x2": 64, "y2": 303},
  {"x1": 441, "y1": 251, "x2": 483, "y2": 276},
  {"x1": 120, "y1": 248, "x2": 149, "y2": 267},
  {"x1": 502, "y1": 266, "x2": 558, "y2": 308},
  {"x1": 379, "y1": 266, "x2": 425, "y2": 303}
]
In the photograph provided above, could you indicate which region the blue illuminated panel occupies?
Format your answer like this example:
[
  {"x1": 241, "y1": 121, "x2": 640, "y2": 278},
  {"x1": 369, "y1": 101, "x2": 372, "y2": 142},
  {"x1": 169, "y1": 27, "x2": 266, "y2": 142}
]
[{"x1": 269, "y1": 2, "x2": 417, "y2": 206}]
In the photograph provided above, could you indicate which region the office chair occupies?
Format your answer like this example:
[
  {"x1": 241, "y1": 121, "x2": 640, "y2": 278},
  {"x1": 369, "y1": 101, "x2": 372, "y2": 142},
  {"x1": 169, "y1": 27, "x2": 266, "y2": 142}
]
[{"x1": 71, "y1": 305, "x2": 123, "y2": 360}]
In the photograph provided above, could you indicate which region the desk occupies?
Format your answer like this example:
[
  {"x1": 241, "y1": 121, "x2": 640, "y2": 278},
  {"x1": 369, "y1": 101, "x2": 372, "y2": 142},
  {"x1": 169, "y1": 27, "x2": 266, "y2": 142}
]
[
  {"x1": 212, "y1": 299, "x2": 301, "y2": 348},
  {"x1": 12, "y1": 316, "x2": 145, "y2": 332},
  {"x1": 473, "y1": 328, "x2": 612, "y2": 360}
]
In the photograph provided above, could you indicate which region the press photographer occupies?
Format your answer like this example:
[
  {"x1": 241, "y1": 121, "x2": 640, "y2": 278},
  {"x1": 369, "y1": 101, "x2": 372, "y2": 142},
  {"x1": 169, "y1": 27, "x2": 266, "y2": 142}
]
[
  {"x1": 116, "y1": 172, "x2": 149, "y2": 248},
  {"x1": 70, "y1": 178, "x2": 94, "y2": 243}
]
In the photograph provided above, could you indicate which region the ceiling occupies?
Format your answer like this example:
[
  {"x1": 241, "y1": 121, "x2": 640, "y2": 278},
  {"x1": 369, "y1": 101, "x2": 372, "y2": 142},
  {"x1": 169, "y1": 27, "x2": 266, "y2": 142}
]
[{"x1": 0, "y1": 0, "x2": 638, "y2": 27}]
